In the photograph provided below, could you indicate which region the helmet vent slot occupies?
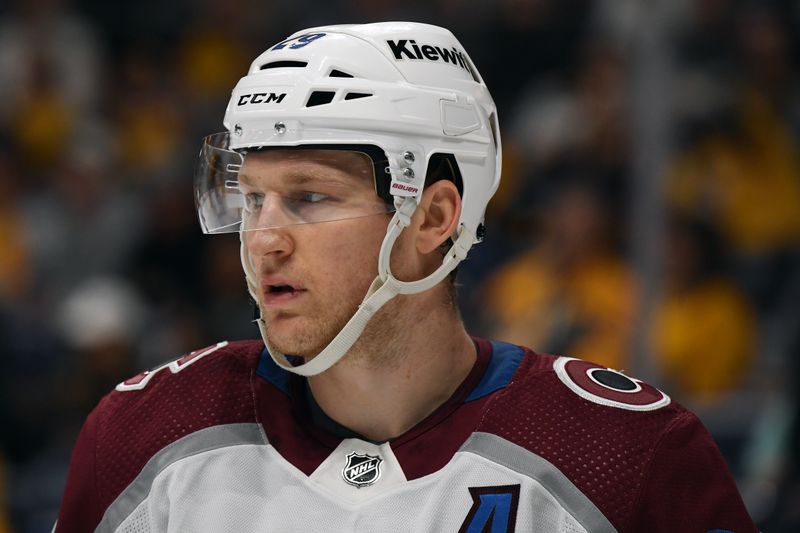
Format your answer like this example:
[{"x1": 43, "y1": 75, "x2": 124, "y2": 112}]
[
  {"x1": 329, "y1": 69, "x2": 354, "y2": 78},
  {"x1": 344, "y1": 92, "x2": 372, "y2": 101},
  {"x1": 260, "y1": 60, "x2": 308, "y2": 70},
  {"x1": 488, "y1": 112, "x2": 499, "y2": 149},
  {"x1": 306, "y1": 91, "x2": 336, "y2": 107}
]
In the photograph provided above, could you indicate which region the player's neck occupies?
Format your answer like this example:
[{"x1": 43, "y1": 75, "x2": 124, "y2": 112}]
[{"x1": 307, "y1": 291, "x2": 476, "y2": 442}]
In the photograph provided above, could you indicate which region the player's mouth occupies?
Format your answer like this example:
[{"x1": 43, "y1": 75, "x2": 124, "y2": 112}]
[{"x1": 260, "y1": 276, "x2": 307, "y2": 306}]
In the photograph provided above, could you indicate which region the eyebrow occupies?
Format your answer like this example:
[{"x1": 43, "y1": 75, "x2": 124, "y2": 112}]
[{"x1": 239, "y1": 165, "x2": 368, "y2": 189}]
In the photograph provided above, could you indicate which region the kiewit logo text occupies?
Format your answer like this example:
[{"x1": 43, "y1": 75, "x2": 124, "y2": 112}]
[{"x1": 386, "y1": 39, "x2": 469, "y2": 71}]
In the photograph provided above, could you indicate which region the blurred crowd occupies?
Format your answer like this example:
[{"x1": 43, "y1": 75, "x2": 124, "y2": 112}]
[{"x1": 0, "y1": 0, "x2": 799, "y2": 531}]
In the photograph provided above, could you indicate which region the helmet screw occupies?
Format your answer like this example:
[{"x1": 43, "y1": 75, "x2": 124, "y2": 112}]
[
  {"x1": 403, "y1": 151, "x2": 415, "y2": 164},
  {"x1": 274, "y1": 122, "x2": 286, "y2": 135},
  {"x1": 402, "y1": 167, "x2": 415, "y2": 181},
  {"x1": 233, "y1": 124, "x2": 243, "y2": 136}
]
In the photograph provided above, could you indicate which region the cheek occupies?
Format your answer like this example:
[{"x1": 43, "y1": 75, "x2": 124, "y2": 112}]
[
  {"x1": 324, "y1": 226, "x2": 383, "y2": 276},
  {"x1": 300, "y1": 217, "x2": 388, "y2": 287}
]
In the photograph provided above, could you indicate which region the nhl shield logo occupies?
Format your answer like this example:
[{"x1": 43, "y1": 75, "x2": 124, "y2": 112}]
[{"x1": 342, "y1": 452, "x2": 383, "y2": 488}]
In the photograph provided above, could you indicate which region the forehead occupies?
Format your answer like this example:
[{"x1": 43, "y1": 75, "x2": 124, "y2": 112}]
[{"x1": 239, "y1": 148, "x2": 376, "y2": 187}]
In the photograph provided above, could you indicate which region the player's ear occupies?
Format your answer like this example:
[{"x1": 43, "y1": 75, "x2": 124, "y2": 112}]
[{"x1": 412, "y1": 180, "x2": 462, "y2": 254}]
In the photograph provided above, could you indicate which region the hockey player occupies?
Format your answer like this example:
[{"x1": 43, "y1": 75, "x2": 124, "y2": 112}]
[{"x1": 56, "y1": 22, "x2": 757, "y2": 532}]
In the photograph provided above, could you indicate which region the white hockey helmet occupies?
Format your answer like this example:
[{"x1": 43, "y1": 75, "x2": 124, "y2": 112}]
[{"x1": 194, "y1": 22, "x2": 501, "y2": 375}]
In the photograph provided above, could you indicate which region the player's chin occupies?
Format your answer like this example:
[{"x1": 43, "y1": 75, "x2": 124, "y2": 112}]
[{"x1": 264, "y1": 319, "x2": 333, "y2": 358}]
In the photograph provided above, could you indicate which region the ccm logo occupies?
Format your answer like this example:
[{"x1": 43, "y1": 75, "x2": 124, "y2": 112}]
[
  {"x1": 391, "y1": 182, "x2": 419, "y2": 193},
  {"x1": 237, "y1": 92, "x2": 287, "y2": 106}
]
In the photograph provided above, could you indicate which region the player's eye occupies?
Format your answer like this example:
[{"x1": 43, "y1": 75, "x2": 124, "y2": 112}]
[
  {"x1": 282, "y1": 191, "x2": 337, "y2": 218},
  {"x1": 299, "y1": 192, "x2": 329, "y2": 203},
  {"x1": 285, "y1": 191, "x2": 332, "y2": 207},
  {"x1": 243, "y1": 192, "x2": 264, "y2": 213}
]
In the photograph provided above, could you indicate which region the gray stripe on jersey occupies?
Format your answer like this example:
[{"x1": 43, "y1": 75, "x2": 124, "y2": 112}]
[
  {"x1": 96, "y1": 423, "x2": 267, "y2": 533},
  {"x1": 461, "y1": 432, "x2": 617, "y2": 533}
]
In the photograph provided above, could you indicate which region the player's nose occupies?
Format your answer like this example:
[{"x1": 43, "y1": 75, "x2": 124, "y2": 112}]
[{"x1": 244, "y1": 223, "x2": 295, "y2": 259}]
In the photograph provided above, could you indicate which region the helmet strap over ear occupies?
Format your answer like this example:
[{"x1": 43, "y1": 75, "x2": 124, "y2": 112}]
[{"x1": 244, "y1": 196, "x2": 473, "y2": 376}]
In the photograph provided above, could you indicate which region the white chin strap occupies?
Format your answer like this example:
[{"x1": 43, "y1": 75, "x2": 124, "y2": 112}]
[{"x1": 242, "y1": 196, "x2": 474, "y2": 376}]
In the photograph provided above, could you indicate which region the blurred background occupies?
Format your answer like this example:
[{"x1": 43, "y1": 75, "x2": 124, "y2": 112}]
[{"x1": 0, "y1": 0, "x2": 798, "y2": 530}]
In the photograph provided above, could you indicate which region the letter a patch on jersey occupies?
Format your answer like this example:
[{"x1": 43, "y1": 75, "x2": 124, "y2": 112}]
[{"x1": 458, "y1": 485, "x2": 520, "y2": 533}]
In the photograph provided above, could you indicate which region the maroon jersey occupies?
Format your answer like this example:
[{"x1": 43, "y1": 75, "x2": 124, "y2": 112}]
[{"x1": 56, "y1": 339, "x2": 757, "y2": 532}]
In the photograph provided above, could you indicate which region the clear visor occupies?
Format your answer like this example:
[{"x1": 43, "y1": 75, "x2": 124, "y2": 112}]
[{"x1": 194, "y1": 132, "x2": 395, "y2": 234}]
